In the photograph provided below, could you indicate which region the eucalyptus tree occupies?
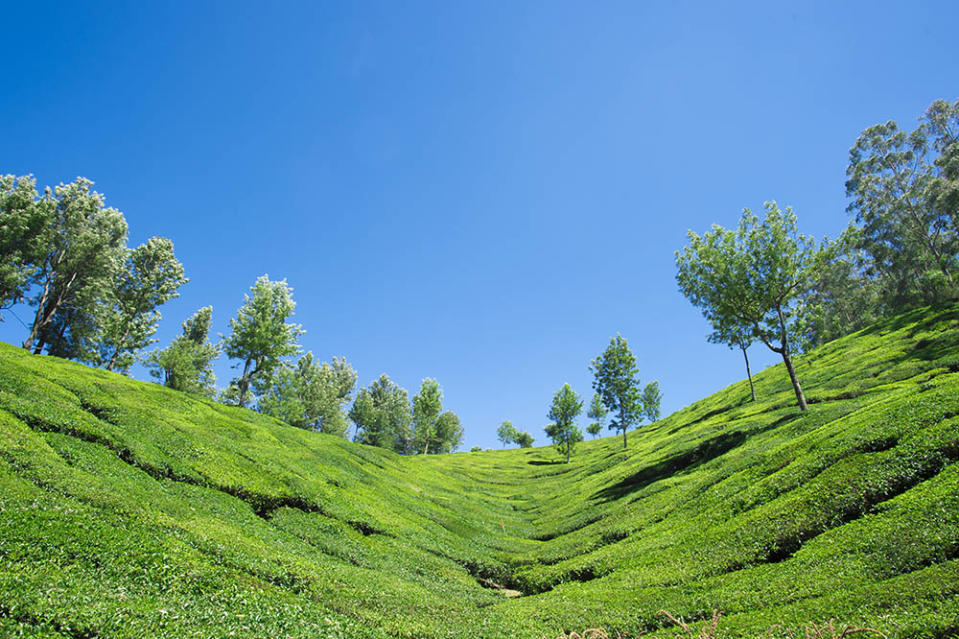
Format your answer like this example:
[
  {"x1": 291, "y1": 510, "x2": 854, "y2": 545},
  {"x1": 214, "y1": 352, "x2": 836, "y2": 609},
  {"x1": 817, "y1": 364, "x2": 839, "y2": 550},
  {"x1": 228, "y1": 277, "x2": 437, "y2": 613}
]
[
  {"x1": 22, "y1": 178, "x2": 128, "y2": 354},
  {"x1": 497, "y1": 420, "x2": 519, "y2": 447},
  {"x1": 411, "y1": 378, "x2": 443, "y2": 454},
  {"x1": 222, "y1": 275, "x2": 304, "y2": 407},
  {"x1": 349, "y1": 374, "x2": 412, "y2": 453},
  {"x1": 147, "y1": 306, "x2": 219, "y2": 395},
  {"x1": 0, "y1": 175, "x2": 52, "y2": 315},
  {"x1": 586, "y1": 392, "x2": 607, "y2": 438},
  {"x1": 676, "y1": 202, "x2": 816, "y2": 411},
  {"x1": 258, "y1": 352, "x2": 357, "y2": 436},
  {"x1": 590, "y1": 335, "x2": 642, "y2": 448},
  {"x1": 97, "y1": 237, "x2": 187, "y2": 373},
  {"x1": 845, "y1": 98, "x2": 959, "y2": 308},
  {"x1": 545, "y1": 383, "x2": 583, "y2": 463},
  {"x1": 640, "y1": 381, "x2": 662, "y2": 424}
]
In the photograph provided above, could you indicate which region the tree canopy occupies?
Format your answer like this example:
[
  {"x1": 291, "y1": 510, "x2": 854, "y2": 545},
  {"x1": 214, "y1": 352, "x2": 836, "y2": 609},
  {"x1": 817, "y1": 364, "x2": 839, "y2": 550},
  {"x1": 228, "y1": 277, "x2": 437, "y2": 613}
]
[
  {"x1": 147, "y1": 306, "x2": 219, "y2": 396},
  {"x1": 590, "y1": 335, "x2": 642, "y2": 448},
  {"x1": 545, "y1": 383, "x2": 583, "y2": 462}
]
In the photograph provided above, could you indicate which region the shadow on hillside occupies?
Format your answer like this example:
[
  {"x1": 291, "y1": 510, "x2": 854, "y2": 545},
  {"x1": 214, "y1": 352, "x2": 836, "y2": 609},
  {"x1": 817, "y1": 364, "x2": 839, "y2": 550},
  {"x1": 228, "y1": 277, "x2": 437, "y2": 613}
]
[
  {"x1": 591, "y1": 430, "x2": 748, "y2": 503},
  {"x1": 527, "y1": 460, "x2": 564, "y2": 466}
]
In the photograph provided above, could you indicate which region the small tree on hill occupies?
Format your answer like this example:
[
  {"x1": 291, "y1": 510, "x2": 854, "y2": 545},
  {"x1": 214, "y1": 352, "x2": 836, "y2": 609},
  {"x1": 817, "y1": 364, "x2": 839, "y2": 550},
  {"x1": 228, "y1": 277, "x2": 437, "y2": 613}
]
[
  {"x1": 497, "y1": 420, "x2": 519, "y2": 447},
  {"x1": 412, "y1": 378, "x2": 443, "y2": 454},
  {"x1": 641, "y1": 381, "x2": 662, "y2": 424},
  {"x1": 590, "y1": 335, "x2": 642, "y2": 449},
  {"x1": 586, "y1": 392, "x2": 607, "y2": 438},
  {"x1": 222, "y1": 275, "x2": 304, "y2": 408},
  {"x1": 146, "y1": 306, "x2": 219, "y2": 395},
  {"x1": 431, "y1": 410, "x2": 464, "y2": 453},
  {"x1": 545, "y1": 383, "x2": 583, "y2": 463},
  {"x1": 514, "y1": 431, "x2": 534, "y2": 448},
  {"x1": 258, "y1": 352, "x2": 357, "y2": 436},
  {"x1": 350, "y1": 374, "x2": 412, "y2": 453}
]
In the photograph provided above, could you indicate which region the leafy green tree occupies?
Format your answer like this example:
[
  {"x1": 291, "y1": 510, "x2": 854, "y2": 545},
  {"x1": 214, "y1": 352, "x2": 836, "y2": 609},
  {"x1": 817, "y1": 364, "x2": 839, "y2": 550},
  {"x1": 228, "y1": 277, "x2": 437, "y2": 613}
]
[
  {"x1": 222, "y1": 275, "x2": 304, "y2": 407},
  {"x1": 514, "y1": 431, "x2": 534, "y2": 448},
  {"x1": 545, "y1": 383, "x2": 583, "y2": 463},
  {"x1": 497, "y1": 420, "x2": 519, "y2": 447},
  {"x1": 845, "y1": 99, "x2": 959, "y2": 308},
  {"x1": 259, "y1": 352, "x2": 357, "y2": 436},
  {"x1": 0, "y1": 175, "x2": 52, "y2": 315},
  {"x1": 96, "y1": 237, "x2": 187, "y2": 373},
  {"x1": 676, "y1": 202, "x2": 816, "y2": 411},
  {"x1": 411, "y1": 378, "x2": 443, "y2": 454},
  {"x1": 590, "y1": 335, "x2": 642, "y2": 448},
  {"x1": 349, "y1": 374, "x2": 412, "y2": 453},
  {"x1": 22, "y1": 178, "x2": 128, "y2": 355},
  {"x1": 147, "y1": 306, "x2": 219, "y2": 395},
  {"x1": 431, "y1": 410, "x2": 464, "y2": 453},
  {"x1": 586, "y1": 392, "x2": 607, "y2": 438},
  {"x1": 641, "y1": 381, "x2": 662, "y2": 424}
]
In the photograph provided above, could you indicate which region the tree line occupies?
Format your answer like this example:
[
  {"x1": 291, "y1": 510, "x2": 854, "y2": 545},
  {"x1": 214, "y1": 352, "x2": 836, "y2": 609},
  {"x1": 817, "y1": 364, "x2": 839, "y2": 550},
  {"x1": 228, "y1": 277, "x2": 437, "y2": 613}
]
[
  {"x1": 676, "y1": 98, "x2": 958, "y2": 411},
  {"x1": 0, "y1": 180, "x2": 462, "y2": 454}
]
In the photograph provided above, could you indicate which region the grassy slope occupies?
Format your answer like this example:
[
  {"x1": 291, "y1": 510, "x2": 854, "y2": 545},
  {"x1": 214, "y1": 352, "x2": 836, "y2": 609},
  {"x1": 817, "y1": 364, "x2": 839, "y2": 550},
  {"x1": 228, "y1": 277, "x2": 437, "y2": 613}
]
[{"x1": 0, "y1": 305, "x2": 958, "y2": 638}]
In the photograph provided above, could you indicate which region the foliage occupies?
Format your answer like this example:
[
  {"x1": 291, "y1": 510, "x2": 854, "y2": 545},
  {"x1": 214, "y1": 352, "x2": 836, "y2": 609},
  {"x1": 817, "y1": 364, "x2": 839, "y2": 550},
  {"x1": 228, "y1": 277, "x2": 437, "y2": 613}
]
[
  {"x1": 590, "y1": 335, "x2": 642, "y2": 448},
  {"x1": 546, "y1": 383, "x2": 584, "y2": 462},
  {"x1": 498, "y1": 420, "x2": 520, "y2": 446},
  {"x1": 22, "y1": 177, "x2": 128, "y2": 355},
  {"x1": 676, "y1": 202, "x2": 817, "y2": 410},
  {"x1": 349, "y1": 374, "x2": 412, "y2": 453},
  {"x1": 94, "y1": 237, "x2": 187, "y2": 373},
  {"x1": 221, "y1": 275, "x2": 304, "y2": 407},
  {"x1": 146, "y1": 306, "x2": 219, "y2": 395},
  {"x1": 514, "y1": 431, "x2": 534, "y2": 448},
  {"x1": 411, "y1": 378, "x2": 443, "y2": 454},
  {"x1": 586, "y1": 392, "x2": 607, "y2": 438},
  {"x1": 641, "y1": 381, "x2": 662, "y2": 424},
  {"x1": 258, "y1": 352, "x2": 357, "y2": 436},
  {"x1": 845, "y1": 98, "x2": 959, "y2": 309},
  {"x1": 0, "y1": 305, "x2": 958, "y2": 637},
  {"x1": 431, "y1": 410, "x2": 464, "y2": 454},
  {"x1": 0, "y1": 174, "x2": 52, "y2": 314}
]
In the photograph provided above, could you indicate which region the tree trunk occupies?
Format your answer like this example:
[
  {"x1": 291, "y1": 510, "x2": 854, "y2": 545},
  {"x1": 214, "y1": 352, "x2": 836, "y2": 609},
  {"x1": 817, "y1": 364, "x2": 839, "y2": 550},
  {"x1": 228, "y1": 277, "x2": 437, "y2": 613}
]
[
  {"x1": 740, "y1": 342, "x2": 756, "y2": 402},
  {"x1": 780, "y1": 349, "x2": 807, "y2": 411},
  {"x1": 622, "y1": 426, "x2": 627, "y2": 449},
  {"x1": 422, "y1": 431, "x2": 431, "y2": 455},
  {"x1": 237, "y1": 360, "x2": 252, "y2": 407}
]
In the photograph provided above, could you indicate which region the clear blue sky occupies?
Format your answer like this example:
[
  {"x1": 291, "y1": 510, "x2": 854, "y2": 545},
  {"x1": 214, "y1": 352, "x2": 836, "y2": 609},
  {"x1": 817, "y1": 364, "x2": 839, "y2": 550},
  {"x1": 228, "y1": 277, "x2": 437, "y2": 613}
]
[{"x1": 2, "y1": 1, "x2": 957, "y2": 449}]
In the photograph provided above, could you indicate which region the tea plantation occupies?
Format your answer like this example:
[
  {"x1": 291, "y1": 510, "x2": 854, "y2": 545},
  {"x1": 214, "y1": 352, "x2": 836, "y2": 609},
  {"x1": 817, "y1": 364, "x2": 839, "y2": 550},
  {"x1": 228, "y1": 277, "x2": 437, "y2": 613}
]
[{"x1": 1, "y1": 305, "x2": 958, "y2": 638}]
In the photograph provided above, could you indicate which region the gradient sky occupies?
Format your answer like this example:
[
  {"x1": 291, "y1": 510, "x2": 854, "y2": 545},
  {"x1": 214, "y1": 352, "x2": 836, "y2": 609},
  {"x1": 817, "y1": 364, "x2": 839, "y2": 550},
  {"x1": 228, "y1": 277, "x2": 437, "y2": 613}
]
[{"x1": 2, "y1": 1, "x2": 957, "y2": 449}]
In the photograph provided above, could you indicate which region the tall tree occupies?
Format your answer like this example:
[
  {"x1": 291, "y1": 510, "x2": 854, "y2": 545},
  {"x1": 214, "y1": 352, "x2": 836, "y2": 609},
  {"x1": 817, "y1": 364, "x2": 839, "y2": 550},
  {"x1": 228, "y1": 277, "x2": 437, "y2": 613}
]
[
  {"x1": 349, "y1": 374, "x2": 412, "y2": 453},
  {"x1": 545, "y1": 383, "x2": 583, "y2": 463},
  {"x1": 411, "y1": 378, "x2": 443, "y2": 454},
  {"x1": 640, "y1": 381, "x2": 662, "y2": 424},
  {"x1": 22, "y1": 178, "x2": 128, "y2": 354},
  {"x1": 497, "y1": 420, "x2": 519, "y2": 447},
  {"x1": 676, "y1": 202, "x2": 816, "y2": 411},
  {"x1": 431, "y1": 410, "x2": 464, "y2": 454},
  {"x1": 258, "y1": 352, "x2": 357, "y2": 436},
  {"x1": 845, "y1": 98, "x2": 959, "y2": 308},
  {"x1": 590, "y1": 335, "x2": 642, "y2": 449},
  {"x1": 221, "y1": 275, "x2": 304, "y2": 407},
  {"x1": 0, "y1": 175, "x2": 52, "y2": 315},
  {"x1": 96, "y1": 237, "x2": 187, "y2": 373},
  {"x1": 586, "y1": 392, "x2": 607, "y2": 439},
  {"x1": 146, "y1": 306, "x2": 219, "y2": 395}
]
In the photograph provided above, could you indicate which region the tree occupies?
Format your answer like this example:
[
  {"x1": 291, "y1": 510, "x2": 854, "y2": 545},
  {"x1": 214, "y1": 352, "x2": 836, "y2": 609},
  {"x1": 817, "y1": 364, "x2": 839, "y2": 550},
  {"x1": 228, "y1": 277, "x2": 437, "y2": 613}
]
[
  {"x1": 221, "y1": 275, "x2": 304, "y2": 407},
  {"x1": 845, "y1": 99, "x2": 959, "y2": 308},
  {"x1": 545, "y1": 383, "x2": 583, "y2": 463},
  {"x1": 514, "y1": 431, "x2": 534, "y2": 448},
  {"x1": 22, "y1": 178, "x2": 128, "y2": 355},
  {"x1": 676, "y1": 202, "x2": 816, "y2": 411},
  {"x1": 497, "y1": 420, "x2": 520, "y2": 447},
  {"x1": 146, "y1": 306, "x2": 219, "y2": 395},
  {"x1": 0, "y1": 175, "x2": 52, "y2": 315},
  {"x1": 641, "y1": 381, "x2": 662, "y2": 424},
  {"x1": 708, "y1": 322, "x2": 757, "y2": 402},
  {"x1": 96, "y1": 237, "x2": 187, "y2": 373},
  {"x1": 586, "y1": 392, "x2": 607, "y2": 438},
  {"x1": 349, "y1": 374, "x2": 412, "y2": 453},
  {"x1": 431, "y1": 410, "x2": 464, "y2": 454},
  {"x1": 411, "y1": 378, "x2": 443, "y2": 454},
  {"x1": 590, "y1": 335, "x2": 642, "y2": 448},
  {"x1": 258, "y1": 352, "x2": 357, "y2": 436}
]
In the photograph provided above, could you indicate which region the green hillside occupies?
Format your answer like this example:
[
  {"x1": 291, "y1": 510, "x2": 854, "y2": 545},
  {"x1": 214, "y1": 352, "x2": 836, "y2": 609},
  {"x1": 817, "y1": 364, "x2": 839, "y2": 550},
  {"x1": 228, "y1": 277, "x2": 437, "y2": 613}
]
[{"x1": 1, "y1": 305, "x2": 958, "y2": 638}]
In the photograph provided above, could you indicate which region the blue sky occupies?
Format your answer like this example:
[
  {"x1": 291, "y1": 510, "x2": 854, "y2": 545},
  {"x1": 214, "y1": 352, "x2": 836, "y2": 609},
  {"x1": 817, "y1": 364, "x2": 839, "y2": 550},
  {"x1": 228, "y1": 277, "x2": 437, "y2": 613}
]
[{"x1": 2, "y1": 1, "x2": 957, "y2": 449}]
